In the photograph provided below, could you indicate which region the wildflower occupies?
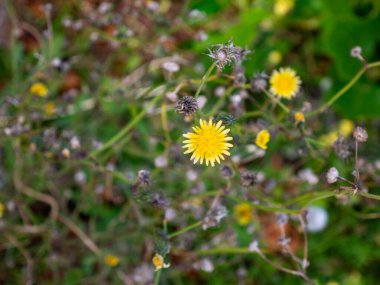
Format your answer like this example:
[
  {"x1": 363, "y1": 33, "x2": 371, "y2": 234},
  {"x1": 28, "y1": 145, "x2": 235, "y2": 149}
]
[
  {"x1": 350, "y1": 46, "x2": 365, "y2": 62},
  {"x1": 274, "y1": 0, "x2": 295, "y2": 16},
  {"x1": 326, "y1": 167, "x2": 339, "y2": 184},
  {"x1": 294, "y1": 112, "x2": 305, "y2": 124},
  {"x1": 338, "y1": 119, "x2": 354, "y2": 137},
  {"x1": 276, "y1": 213, "x2": 288, "y2": 225},
  {"x1": 154, "y1": 155, "x2": 168, "y2": 168},
  {"x1": 44, "y1": 102, "x2": 56, "y2": 116},
  {"x1": 193, "y1": 258, "x2": 214, "y2": 272},
  {"x1": 305, "y1": 206, "x2": 328, "y2": 233},
  {"x1": 182, "y1": 119, "x2": 233, "y2": 167},
  {"x1": 176, "y1": 96, "x2": 198, "y2": 116},
  {"x1": 248, "y1": 240, "x2": 259, "y2": 252},
  {"x1": 104, "y1": 254, "x2": 120, "y2": 267},
  {"x1": 233, "y1": 65, "x2": 246, "y2": 86},
  {"x1": 152, "y1": 253, "x2": 170, "y2": 271},
  {"x1": 234, "y1": 202, "x2": 253, "y2": 226},
  {"x1": 270, "y1": 67, "x2": 301, "y2": 99},
  {"x1": 0, "y1": 202, "x2": 4, "y2": 218},
  {"x1": 220, "y1": 165, "x2": 233, "y2": 178},
  {"x1": 250, "y1": 72, "x2": 268, "y2": 92},
  {"x1": 137, "y1": 170, "x2": 151, "y2": 185},
  {"x1": 333, "y1": 136, "x2": 350, "y2": 159},
  {"x1": 268, "y1": 50, "x2": 282, "y2": 65},
  {"x1": 202, "y1": 203, "x2": 228, "y2": 230},
  {"x1": 162, "y1": 61, "x2": 180, "y2": 73},
  {"x1": 30, "y1": 83, "x2": 48, "y2": 97},
  {"x1": 240, "y1": 171, "x2": 257, "y2": 186},
  {"x1": 207, "y1": 40, "x2": 249, "y2": 70},
  {"x1": 61, "y1": 148, "x2": 70, "y2": 158},
  {"x1": 297, "y1": 168, "x2": 319, "y2": 185},
  {"x1": 255, "y1": 129, "x2": 270, "y2": 150},
  {"x1": 320, "y1": 131, "x2": 338, "y2": 146},
  {"x1": 353, "y1": 126, "x2": 368, "y2": 142}
]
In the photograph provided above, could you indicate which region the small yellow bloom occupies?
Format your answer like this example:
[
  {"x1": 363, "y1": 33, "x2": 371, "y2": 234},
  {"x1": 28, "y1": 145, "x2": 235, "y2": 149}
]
[
  {"x1": 268, "y1": 51, "x2": 282, "y2": 65},
  {"x1": 274, "y1": 0, "x2": 295, "y2": 16},
  {"x1": 0, "y1": 202, "x2": 4, "y2": 218},
  {"x1": 338, "y1": 119, "x2": 354, "y2": 137},
  {"x1": 30, "y1": 83, "x2": 48, "y2": 97},
  {"x1": 44, "y1": 102, "x2": 56, "y2": 116},
  {"x1": 294, "y1": 112, "x2": 305, "y2": 123},
  {"x1": 152, "y1": 253, "x2": 170, "y2": 271},
  {"x1": 320, "y1": 131, "x2": 338, "y2": 146},
  {"x1": 270, "y1": 67, "x2": 301, "y2": 99},
  {"x1": 234, "y1": 203, "x2": 253, "y2": 226},
  {"x1": 183, "y1": 119, "x2": 233, "y2": 167},
  {"x1": 104, "y1": 254, "x2": 120, "y2": 267},
  {"x1": 255, "y1": 129, "x2": 270, "y2": 150}
]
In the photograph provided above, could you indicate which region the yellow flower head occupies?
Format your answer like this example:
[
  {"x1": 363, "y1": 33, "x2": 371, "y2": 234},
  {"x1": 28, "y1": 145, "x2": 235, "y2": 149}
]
[
  {"x1": 30, "y1": 83, "x2": 48, "y2": 97},
  {"x1": 234, "y1": 202, "x2": 253, "y2": 226},
  {"x1": 0, "y1": 202, "x2": 4, "y2": 218},
  {"x1": 268, "y1": 51, "x2": 282, "y2": 65},
  {"x1": 338, "y1": 119, "x2": 354, "y2": 137},
  {"x1": 44, "y1": 102, "x2": 56, "y2": 116},
  {"x1": 104, "y1": 254, "x2": 120, "y2": 267},
  {"x1": 183, "y1": 119, "x2": 233, "y2": 167},
  {"x1": 274, "y1": 0, "x2": 295, "y2": 16},
  {"x1": 255, "y1": 129, "x2": 270, "y2": 150},
  {"x1": 270, "y1": 67, "x2": 301, "y2": 99},
  {"x1": 294, "y1": 112, "x2": 305, "y2": 123},
  {"x1": 152, "y1": 253, "x2": 170, "y2": 271}
]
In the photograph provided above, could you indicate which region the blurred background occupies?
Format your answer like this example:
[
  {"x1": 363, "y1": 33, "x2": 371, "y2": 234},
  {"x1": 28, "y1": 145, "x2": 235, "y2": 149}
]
[{"x1": 0, "y1": 0, "x2": 380, "y2": 284}]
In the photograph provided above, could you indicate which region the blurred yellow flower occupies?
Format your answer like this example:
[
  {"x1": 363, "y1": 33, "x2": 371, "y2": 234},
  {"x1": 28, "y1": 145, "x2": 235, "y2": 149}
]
[
  {"x1": 270, "y1": 67, "x2": 301, "y2": 99},
  {"x1": 274, "y1": 0, "x2": 295, "y2": 16},
  {"x1": 104, "y1": 254, "x2": 120, "y2": 267},
  {"x1": 30, "y1": 83, "x2": 48, "y2": 97},
  {"x1": 320, "y1": 131, "x2": 338, "y2": 146},
  {"x1": 234, "y1": 202, "x2": 253, "y2": 226},
  {"x1": 44, "y1": 102, "x2": 56, "y2": 116},
  {"x1": 152, "y1": 253, "x2": 170, "y2": 271},
  {"x1": 268, "y1": 51, "x2": 282, "y2": 65},
  {"x1": 338, "y1": 119, "x2": 354, "y2": 137},
  {"x1": 0, "y1": 202, "x2": 4, "y2": 218},
  {"x1": 255, "y1": 129, "x2": 270, "y2": 150},
  {"x1": 183, "y1": 119, "x2": 233, "y2": 167},
  {"x1": 294, "y1": 112, "x2": 305, "y2": 123}
]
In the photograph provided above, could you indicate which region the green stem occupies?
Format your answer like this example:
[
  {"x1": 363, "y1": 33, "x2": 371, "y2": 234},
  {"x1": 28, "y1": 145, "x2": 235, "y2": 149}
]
[
  {"x1": 358, "y1": 191, "x2": 380, "y2": 201},
  {"x1": 154, "y1": 269, "x2": 161, "y2": 285},
  {"x1": 168, "y1": 221, "x2": 202, "y2": 239},
  {"x1": 197, "y1": 247, "x2": 254, "y2": 255},
  {"x1": 309, "y1": 60, "x2": 380, "y2": 116},
  {"x1": 90, "y1": 94, "x2": 162, "y2": 157},
  {"x1": 194, "y1": 63, "x2": 216, "y2": 99},
  {"x1": 262, "y1": 89, "x2": 290, "y2": 113}
]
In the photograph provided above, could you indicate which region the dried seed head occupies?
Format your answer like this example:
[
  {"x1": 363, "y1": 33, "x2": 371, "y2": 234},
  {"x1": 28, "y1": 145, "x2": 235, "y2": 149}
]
[
  {"x1": 233, "y1": 65, "x2": 246, "y2": 86},
  {"x1": 276, "y1": 213, "x2": 289, "y2": 225},
  {"x1": 202, "y1": 203, "x2": 228, "y2": 230},
  {"x1": 137, "y1": 170, "x2": 151, "y2": 185},
  {"x1": 333, "y1": 136, "x2": 351, "y2": 159},
  {"x1": 353, "y1": 126, "x2": 368, "y2": 142},
  {"x1": 176, "y1": 96, "x2": 198, "y2": 116},
  {"x1": 250, "y1": 72, "x2": 268, "y2": 92},
  {"x1": 240, "y1": 171, "x2": 257, "y2": 187},
  {"x1": 220, "y1": 165, "x2": 233, "y2": 178},
  {"x1": 326, "y1": 167, "x2": 339, "y2": 184}
]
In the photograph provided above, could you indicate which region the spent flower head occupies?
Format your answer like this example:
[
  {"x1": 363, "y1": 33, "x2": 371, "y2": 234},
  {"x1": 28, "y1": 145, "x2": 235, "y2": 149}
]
[
  {"x1": 207, "y1": 39, "x2": 249, "y2": 70},
  {"x1": 250, "y1": 72, "x2": 268, "y2": 92},
  {"x1": 182, "y1": 119, "x2": 233, "y2": 167},
  {"x1": 270, "y1": 67, "x2": 301, "y2": 99},
  {"x1": 176, "y1": 96, "x2": 198, "y2": 116},
  {"x1": 326, "y1": 167, "x2": 339, "y2": 184},
  {"x1": 353, "y1": 126, "x2": 368, "y2": 142}
]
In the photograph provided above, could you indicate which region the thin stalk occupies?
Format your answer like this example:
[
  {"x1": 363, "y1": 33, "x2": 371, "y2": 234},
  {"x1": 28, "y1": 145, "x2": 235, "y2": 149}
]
[
  {"x1": 168, "y1": 221, "x2": 202, "y2": 239},
  {"x1": 90, "y1": 94, "x2": 162, "y2": 157},
  {"x1": 262, "y1": 89, "x2": 290, "y2": 113},
  {"x1": 309, "y1": 60, "x2": 380, "y2": 116},
  {"x1": 154, "y1": 269, "x2": 161, "y2": 285},
  {"x1": 194, "y1": 62, "x2": 216, "y2": 99}
]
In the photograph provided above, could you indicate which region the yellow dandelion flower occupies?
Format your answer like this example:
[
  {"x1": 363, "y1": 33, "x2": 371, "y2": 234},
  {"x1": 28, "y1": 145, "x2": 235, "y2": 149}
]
[
  {"x1": 274, "y1": 0, "x2": 295, "y2": 16},
  {"x1": 270, "y1": 67, "x2": 301, "y2": 99},
  {"x1": 0, "y1": 202, "x2": 4, "y2": 218},
  {"x1": 182, "y1": 119, "x2": 233, "y2": 167},
  {"x1": 294, "y1": 112, "x2": 305, "y2": 123},
  {"x1": 104, "y1": 254, "x2": 120, "y2": 267},
  {"x1": 234, "y1": 202, "x2": 253, "y2": 226},
  {"x1": 255, "y1": 129, "x2": 270, "y2": 150},
  {"x1": 338, "y1": 119, "x2": 354, "y2": 137},
  {"x1": 268, "y1": 51, "x2": 282, "y2": 65},
  {"x1": 152, "y1": 253, "x2": 170, "y2": 271},
  {"x1": 320, "y1": 131, "x2": 338, "y2": 146},
  {"x1": 30, "y1": 83, "x2": 48, "y2": 97},
  {"x1": 44, "y1": 102, "x2": 56, "y2": 116}
]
